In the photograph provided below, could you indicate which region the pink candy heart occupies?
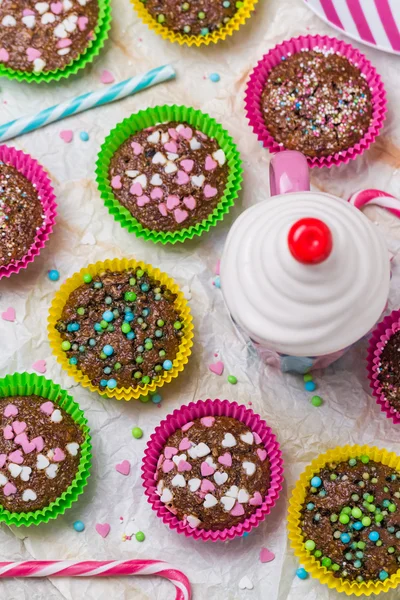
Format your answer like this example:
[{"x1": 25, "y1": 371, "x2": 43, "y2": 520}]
[
  {"x1": 218, "y1": 452, "x2": 232, "y2": 467},
  {"x1": 3, "y1": 404, "x2": 18, "y2": 418},
  {"x1": 50, "y1": 1, "x2": 63, "y2": 13},
  {"x1": 158, "y1": 203, "x2": 167, "y2": 217},
  {"x1": 137, "y1": 195, "x2": 150, "y2": 207},
  {"x1": 22, "y1": 441, "x2": 36, "y2": 454},
  {"x1": 174, "y1": 208, "x2": 188, "y2": 224},
  {"x1": 100, "y1": 69, "x2": 115, "y2": 84},
  {"x1": 131, "y1": 141, "x2": 143, "y2": 155},
  {"x1": 157, "y1": 454, "x2": 164, "y2": 470},
  {"x1": 260, "y1": 547, "x2": 275, "y2": 563},
  {"x1": 168, "y1": 128, "x2": 178, "y2": 140},
  {"x1": 53, "y1": 447, "x2": 66, "y2": 462},
  {"x1": 111, "y1": 175, "x2": 122, "y2": 189},
  {"x1": 40, "y1": 401, "x2": 54, "y2": 415},
  {"x1": 257, "y1": 449, "x2": 267, "y2": 462},
  {"x1": 200, "y1": 479, "x2": 215, "y2": 493},
  {"x1": 183, "y1": 196, "x2": 196, "y2": 210},
  {"x1": 0, "y1": 48, "x2": 9, "y2": 63},
  {"x1": 180, "y1": 159, "x2": 194, "y2": 173},
  {"x1": 230, "y1": 502, "x2": 245, "y2": 517},
  {"x1": 178, "y1": 437, "x2": 191, "y2": 451},
  {"x1": 178, "y1": 460, "x2": 192, "y2": 472},
  {"x1": 57, "y1": 38, "x2": 72, "y2": 49},
  {"x1": 162, "y1": 459, "x2": 174, "y2": 473},
  {"x1": 181, "y1": 422, "x2": 194, "y2": 432},
  {"x1": 14, "y1": 433, "x2": 28, "y2": 446},
  {"x1": 22, "y1": 9, "x2": 35, "y2": 15},
  {"x1": 26, "y1": 47, "x2": 41, "y2": 62},
  {"x1": 0, "y1": 454, "x2": 6, "y2": 468},
  {"x1": 3, "y1": 482, "x2": 16, "y2": 497},
  {"x1": 32, "y1": 359, "x2": 46, "y2": 374},
  {"x1": 164, "y1": 141, "x2": 177, "y2": 153},
  {"x1": 77, "y1": 15, "x2": 88, "y2": 30},
  {"x1": 176, "y1": 170, "x2": 190, "y2": 185},
  {"x1": 129, "y1": 182, "x2": 143, "y2": 196},
  {"x1": 31, "y1": 436, "x2": 44, "y2": 452},
  {"x1": 201, "y1": 416, "x2": 215, "y2": 428},
  {"x1": 166, "y1": 195, "x2": 180, "y2": 210},
  {"x1": 115, "y1": 459, "x2": 131, "y2": 475},
  {"x1": 201, "y1": 461, "x2": 215, "y2": 477},
  {"x1": 1, "y1": 307, "x2": 15, "y2": 322},
  {"x1": 12, "y1": 421, "x2": 26, "y2": 435},
  {"x1": 208, "y1": 361, "x2": 224, "y2": 376},
  {"x1": 254, "y1": 432, "x2": 262, "y2": 445},
  {"x1": 3, "y1": 425, "x2": 14, "y2": 440},
  {"x1": 164, "y1": 446, "x2": 178, "y2": 459},
  {"x1": 8, "y1": 449, "x2": 23, "y2": 464},
  {"x1": 151, "y1": 187, "x2": 163, "y2": 200},
  {"x1": 95, "y1": 523, "x2": 110, "y2": 538},
  {"x1": 179, "y1": 126, "x2": 193, "y2": 140},
  {"x1": 249, "y1": 491, "x2": 263, "y2": 506},
  {"x1": 60, "y1": 130, "x2": 73, "y2": 144},
  {"x1": 204, "y1": 184, "x2": 218, "y2": 199},
  {"x1": 205, "y1": 156, "x2": 217, "y2": 171}
]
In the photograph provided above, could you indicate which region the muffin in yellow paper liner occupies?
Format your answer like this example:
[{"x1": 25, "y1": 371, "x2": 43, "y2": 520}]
[
  {"x1": 48, "y1": 258, "x2": 194, "y2": 401},
  {"x1": 288, "y1": 445, "x2": 400, "y2": 596},
  {"x1": 130, "y1": 0, "x2": 258, "y2": 47}
]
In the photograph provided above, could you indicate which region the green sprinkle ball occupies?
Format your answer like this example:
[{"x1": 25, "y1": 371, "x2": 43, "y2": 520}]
[
  {"x1": 132, "y1": 427, "x2": 143, "y2": 439},
  {"x1": 83, "y1": 273, "x2": 92, "y2": 284},
  {"x1": 311, "y1": 395, "x2": 323, "y2": 407},
  {"x1": 136, "y1": 531, "x2": 145, "y2": 542},
  {"x1": 227, "y1": 375, "x2": 237, "y2": 385}
]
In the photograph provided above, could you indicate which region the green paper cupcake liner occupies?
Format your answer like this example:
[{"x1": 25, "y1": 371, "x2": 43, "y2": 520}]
[
  {"x1": 0, "y1": 372, "x2": 91, "y2": 527},
  {"x1": 95, "y1": 104, "x2": 243, "y2": 244},
  {"x1": 0, "y1": 0, "x2": 111, "y2": 84}
]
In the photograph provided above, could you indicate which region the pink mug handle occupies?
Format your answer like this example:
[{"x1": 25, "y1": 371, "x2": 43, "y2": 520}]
[{"x1": 269, "y1": 151, "x2": 310, "y2": 196}]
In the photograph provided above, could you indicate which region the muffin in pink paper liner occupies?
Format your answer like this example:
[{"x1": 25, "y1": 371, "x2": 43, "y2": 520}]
[
  {"x1": 367, "y1": 309, "x2": 400, "y2": 425},
  {"x1": 0, "y1": 145, "x2": 56, "y2": 280},
  {"x1": 244, "y1": 34, "x2": 387, "y2": 168},
  {"x1": 142, "y1": 398, "x2": 283, "y2": 542}
]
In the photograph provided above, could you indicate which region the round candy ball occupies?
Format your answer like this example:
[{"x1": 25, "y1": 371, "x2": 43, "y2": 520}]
[
  {"x1": 103, "y1": 345, "x2": 114, "y2": 356},
  {"x1": 80, "y1": 131, "x2": 89, "y2": 142},
  {"x1": 48, "y1": 269, "x2": 60, "y2": 281},
  {"x1": 296, "y1": 567, "x2": 308, "y2": 580},
  {"x1": 311, "y1": 395, "x2": 323, "y2": 407},
  {"x1": 304, "y1": 540, "x2": 315, "y2": 551},
  {"x1": 340, "y1": 533, "x2": 351, "y2": 544},
  {"x1": 135, "y1": 531, "x2": 145, "y2": 542},
  {"x1": 369, "y1": 531, "x2": 380, "y2": 542},
  {"x1": 310, "y1": 476, "x2": 322, "y2": 488},
  {"x1": 132, "y1": 427, "x2": 143, "y2": 439},
  {"x1": 73, "y1": 520, "x2": 85, "y2": 532},
  {"x1": 305, "y1": 381, "x2": 316, "y2": 392},
  {"x1": 209, "y1": 72, "x2": 220, "y2": 82},
  {"x1": 163, "y1": 359, "x2": 173, "y2": 371},
  {"x1": 228, "y1": 375, "x2": 238, "y2": 385}
]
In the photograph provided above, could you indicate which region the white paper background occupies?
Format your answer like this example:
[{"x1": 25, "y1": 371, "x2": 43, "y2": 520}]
[{"x1": 1, "y1": 0, "x2": 400, "y2": 598}]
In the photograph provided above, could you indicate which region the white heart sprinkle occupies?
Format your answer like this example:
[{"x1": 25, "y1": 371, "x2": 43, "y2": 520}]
[
  {"x1": 63, "y1": 0, "x2": 72, "y2": 8},
  {"x1": 77, "y1": 0, "x2": 87, "y2": 4},
  {"x1": 8, "y1": 463, "x2": 22, "y2": 478},
  {"x1": 187, "y1": 515, "x2": 201, "y2": 528},
  {"x1": 164, "y1": 161, "x2": 178, "y2": 174},
  {"x1": 203, "y1": 493, "x2": 218, "y2": 508},
  {"x1": 63, "y1": 14, "x2": 77, "y2": 32},
  {"x1": 240, "y1": 431, "x2": 254, "y2": 445},
  {"x1": 45, "y1": 464, "x2": 58, "y2": 479},
  {"x1": 1, "y1": 15, "x2": 16, "y2": 26},
  {"x1": 238, "y1": 488, "x2": 250, "y2": 503},
  {"x1": 0, "y1": 474, "x2": 8, "y2": 486},
  {"x1": 222, "y1": 433, "x2": 236, "y2": 448},
  {"x1": 57, "y1": 48, "x2": 70, "y2": 56},
  {"x1": 36, "y1": 454, "x2": 50, "y2": 470},
  {"x1": 239, "y1": 576, "x2": 254, "y2": 591},
  {"x1": 205, "y1": 456, "x2": 217, "y2": 469},
  {"x1": 226, "y1": 485, "x2": 239, "y2": 499},
  {"x1": 187, "y1": 445, "x2": 198, "y2": 460},
  {"x1": 41, "y1": 11, "x2": 55, "y2": 23},
  {"x1": 220, "y1": 496, "x2": 235, "y2": 511},
  {"x1": 22, "y1": 489, "x2": 37, "y2": 502},
  {"x1": 191, "y1": 174, "x2": 205, "y2": 188},
  {"x1": 161, "y1": 488, "x2": 173, "y2": 503},
  {"x1": 33, "y1": 58, "x2": 46, "y2": 72},
  {"x1": 156, "y1": 479, "x2": 164, "y2": 495},
  {"x1": 161, "y1": 132, "x2": 169, "y2": 144},
  {"x1": 47, "y1": 449, "x2": 54, "y2": 460},
  {"x1": 171, "y1": 474, "x2": 186, "y2": 488},
  {"x1": 147, "y1": 131, "x2": 160, "y2": 144},
  {"x1": 172, "y1": 453, "x2": 186, "y2": 467},
  {"x1": 243, "y1": 461, "x2": 256, "y2": 476},
  {"x1": 196, "y1": 443, "x2": 211, "y2": 458},
  {"x1": 54, "y1": 23, "x2": 67, "y2": 38},
  {"x1": 50, "y1": 409, "x2": 63, "y2": 423},
  {"x1": 167, "y1": 153, "x2": 179, "y2": 162},
  {"x1": 150, "y1": 173, "x2": 163, "y2": 186},
  {"x1": 66, "y1": 442, "x2": 79, "y2": 456},
  {"x1": 35, "y1": 2, "x2": 49, "y2": 13},
  {"x1": 152, "y1": 152, "x2": 167, "y2": 165},
  {"x1": 133, "y1": 174, "x2": 147, "y2": 189},
  {"x1": 189, "y1": 138, "x2": 201, "y2": 151},
  {"x1": 22, "y1": 14, "x2": 36, "y2": 27},
  {"x1": 214, "y1": 471, "x2": 228, "y2": 486},
  {"x1": 188, "y1": 478, "x2": 201, "y2": 492},
  {"x1": 212, "y1": 149, "x2": 226, "y2": 166},
  {"x1": 126, "y1": 170, "x2": 139, "y2": 178},
  {"x1": 20, "y1": 467, "x2": 32, "y2": 482}
]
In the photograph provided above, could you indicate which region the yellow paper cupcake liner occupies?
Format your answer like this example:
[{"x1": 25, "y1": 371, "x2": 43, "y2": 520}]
[
  {"x1": 48, "y1": 258, "x2": 194, "y2": 401},
  {"x1": 130, "y1": 0, "x2": 258, "y2": 47},
  {"x1": 288, "y1": 445, "x2": 400, "y2": 596}
]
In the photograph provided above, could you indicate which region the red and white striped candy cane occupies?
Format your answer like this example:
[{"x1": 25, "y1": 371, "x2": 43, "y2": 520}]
[
  {"x1": 0, "y1": 560, "x2": 191, "y2": 600},
  {"x1": 348, "y1": 189, "x2": 400, "y2": 219}
]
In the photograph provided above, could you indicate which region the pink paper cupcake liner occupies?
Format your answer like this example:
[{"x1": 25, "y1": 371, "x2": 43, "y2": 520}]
[
  {"x1": 0, "y1": 145, "x2": 57, "y2": 280},
  {"x1": 367, "y1": 309, "x2": 400, "y2": 425},
  {"x1": 244, "y1": 34, "x2": 387, "y2": 169},
  {"x1": 142, "y1": 398, "x2": 284, "y2": 542}
]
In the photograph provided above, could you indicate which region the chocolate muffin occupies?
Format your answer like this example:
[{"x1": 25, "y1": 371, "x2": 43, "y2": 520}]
[
  {"x1": 108, "y1": 121, "x2": 229, "y2": 232},
  {"x1": 55, "y1": 268, "x2": 184, "y2": 391},
  {"x1": 261, "y1": 49, "x2": 372, "y2": 157},
  {"x1": 156, "y1": 416, "x2": 270, "y2": 530},
  {"x1": 376, "y1": 331, "x2": 400, "y2": 414},
  {"x1": 0, "y1": 0, "x2": 99, "y2": 73},
  {"x1": 300, "y1": 456, "x2": 400, "y2": 583},
  {"x1": 141, "y1": 0, "x2": 239, "y2": 36},
  {"x1": 0, "y1": 395, "x2": 84, "y2": 513},
  {"x1": 0, "y1": 161, "x2": 45, "y2": 269}
]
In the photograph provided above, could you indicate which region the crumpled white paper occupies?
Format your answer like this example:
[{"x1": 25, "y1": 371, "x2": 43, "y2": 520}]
[{"x1": 1, "y1": 0, "x2": 400, "y2": 598}]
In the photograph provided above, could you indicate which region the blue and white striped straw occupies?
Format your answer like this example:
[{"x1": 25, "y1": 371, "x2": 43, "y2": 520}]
[{"x1": 0, "y1": 64, "x2": 176, "y2": 143}]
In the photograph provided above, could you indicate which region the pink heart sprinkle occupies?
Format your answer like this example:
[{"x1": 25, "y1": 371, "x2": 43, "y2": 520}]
[
  {"x1": 26, "y1": 47, "x2": 41, "y2": 62},
  {"x1": 201, "y1": 416, "x2": 215, "y2": 428},
  {"x1": 0, "y1": 454, "x2": 6, "y2": 468},
  {"x1": 77, "y1": 15, "x2": 88, "y2": 30},
  {"x1": 158, "y1": 203, "x2": 167, "y2": 217},
  {"x1": 179, "y1": 126, "x2": 193, "y2": 140},
  {"x1": 168, "y1": 128, "x2": 178, "y2": 140},
  {"x1": 254, "y1": 432, "x2": 262, "y2": 445},
  {"x1": 137, "y1": 195, "x2": 150, "y2": 207},
  {"x1": 14, "y1": 433, "x2": 28, "y2": 446},
  {"x1": 208, "y1": 361, "x2": 224, "y2": 376},
  {"x1": 31, "y1": 436, "x2": 44, "y2": 452},
  {"x1": 151, "y1": 187, "x2": 163, "y2": 200},
  {"x1": 111, "y1": 175, "x2": 122, "y2": 189},
  {"x1": 21, "y1": 441, "x2": 36, "y2": 454},
  {"x1": 260, "y1": 547, "x2": 275, "y2": 563},
  {"x1": 204, "y1": 184, "x2": 218, "y2": 199},
  {"x1": 57, "y1": 38, "x2": 72, "y2": 49},
  {"x1": 4, "y1": 404, "x2": 18, "y2": 418},
  {"x1": 8, "y1": 449, "x2": 23, "y2": 464},
  {"x1": 205, "y1": 156, "x2": 217, "y2": 171},
  {"x1": 178, "y1": 460, "x2": 192, "y2": 472},
  {"x1": 40, "y1": 401, "x2": 54, "y2": 415},
  {"x1": 179, "y1": 437, "x2": 191, "y2": 451},
  {"x1": 95, "y1": 523, "x2": 110, "y2": 538},
  {"x1": 181, "y1": 422, "x2": 194, "y2": 432},
  {"x1": 53, "y1": 447, "x2": 66, "y2": 462},
  {"x1": 157, "y1": 454, "x2": 164, "y2": 470},
  {"x1": 176, "y1": 170, "x2": 190, "y2": 185},
  {"x1": 115, "y1": 459, "x2": 131, "y2": 475},
  {"x1": 257, "y1": 449, "x2": 267, "y2": 462},
  {"x1": 32, "y1": 359, "x2": 46, "y2": 374},
  {"x1": 60, "y1": 130, "x2": 73, "y2": 144},
  {"x1": 166, "y1": 195, "x2": 180, "y2": 210},
  {"x1": 1, "y1": 307, "x2": 15, "y2": 322},
  {"x1": 249, "y1": 491, "x2": 263, "y2": 506},
  {"x1": 183, "y1": 196, "x2": 196, "y2": 210},
  {"x1": 230, "y1": 502, "x2": 245, "y2": 517},
  {"x1": 218, "y1": 452, "x2": 232, "y2": 467},
  {"x1": 201, "y1": 461, "x2": 215, "y2": 477},
  {"x1": 100, "y1": 69, "x2": 114, "y2": 84},
  {"x1": 162, "y1": 459, "x2": 174, "y2": 473},
  {"x1": 3, "y1": 482, "x2": 16, "y2": 497},
  {"x1": 50, "y1": 1, "x2": 63, "y2": 14},
  {"x1": 0, "y1": 48, "x2": 9, "y2": 63},
  {"x1": 174, "y1": 208, "x2": 188, "y2": 224},
  {"x1": 131, "y1": 141, "x2": 143, "y2": 155},
  {"x1": 22, "y1": 9, "x2": 35, "y2": 15},
  {"x1": 129, "y1": 182, "x2": 143, "y2": 196},
  {"x1": 201, "y1": 479, "x2": 215, "y2": 493},
  {"x1": 164, "y1": 141, "x2": 177, "y2": 153},
  {"x1": 180, "y1": 159, "x2": 194, "y2": 173},
  {"x1": 3, "y1": 425, "x2": 14, "y2": 440},
  {"x1": 12, "y1": 421, "x2": 26, "y2": 435},
  {"x1": 196, "y1": 130, "x2": 208, "y2": 140},
  {"x1": 164, "y1": 446, "x2": 178, "y2": 459}
]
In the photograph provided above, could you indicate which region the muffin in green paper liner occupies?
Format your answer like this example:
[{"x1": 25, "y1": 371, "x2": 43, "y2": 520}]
[
  {"x1": 0, "y1": 0, "x2": 111, "y2": 83},
  {"x1": 0, "y1": 372, "x2": 91, "y2": 526},
  {"x1": 95, "y1": 104, "x2": 243, "y2": 244}
]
